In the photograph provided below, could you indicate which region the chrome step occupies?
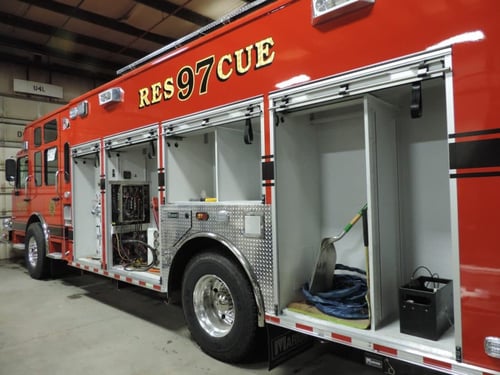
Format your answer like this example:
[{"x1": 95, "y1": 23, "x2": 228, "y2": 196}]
[
  {"x1": 12, "y1": 244, "x2": 25, "y2": 251},
  {"x1": 47, "y1": 252, "x2": 63, "y2": 260}
]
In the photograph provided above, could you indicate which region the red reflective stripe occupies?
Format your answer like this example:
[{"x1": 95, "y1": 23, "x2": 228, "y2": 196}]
[
  {"x1": 114, "y1": 274, "x2": 121, "y2": 280},
  {"x1": 139, "y1": 281, "x2": 146, "y2": 286},
  {"x1": 296, "y1": 323, "x2": 313, "y2": 332},
  {"x1": 265, "y1": 315, "x2": 280, "y2": 324},
  {"x1": 153, "y1": 285, "x2": 161, "y2": 291},
  {"x1": 84, "y1": 265, "x2": 89, "y2": 270},
  {"x1": 423, "y1": 357, "x2": 452, "y2": 370},
  {"x1": 373, "y1": 344, "x2": 397, "y2": 356},
  {"x1": 93, "y1": 268, "x2": 99, "y2": 273},
  {"x1": 126, "y1": 277, "x2": 133, "y2": 283},
  {"x1": 331, "y1": 333, "x2": 352, "y2": 343},
  {"x1": 103, "y1": 271, "x2": 109, "y2": 276},
  {"x1": 265, "y1": 185, "x2": 272, "y2": 204}
]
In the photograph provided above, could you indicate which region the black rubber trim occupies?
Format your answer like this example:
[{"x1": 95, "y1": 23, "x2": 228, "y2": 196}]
[
  {"x1": 262, "y1": 161, "x2": 274, "y2": 181},
  {"x1": 450, "y1": 172, "x2": 500, "y2": 179},
  {"x1": 449, "y1": 128, "x2": 500, "y2": 139},
  {"x1": 449, "y1": 138, "x2": 500, "y2": 169}
]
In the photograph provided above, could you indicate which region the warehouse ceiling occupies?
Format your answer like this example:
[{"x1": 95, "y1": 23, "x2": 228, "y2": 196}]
[{"x1": 0, "y1": 0, "x2": 263, "y2": 82}]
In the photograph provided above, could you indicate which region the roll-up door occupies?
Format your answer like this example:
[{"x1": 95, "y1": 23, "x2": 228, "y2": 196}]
[
  {"x1": 162, "y1": 97, "x2": 262, "y2": 136},
  {"x1": 270, "y1": 48, "x2": 451, "y2": 113}
]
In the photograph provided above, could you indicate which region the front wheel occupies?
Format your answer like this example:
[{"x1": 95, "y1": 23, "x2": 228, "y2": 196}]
[
  {"x1": 25, "y1": 223, "x2": 50, "y2": 279},
  {"x1": 182, "y1": 251, "x2": 258, "y2": 363}
]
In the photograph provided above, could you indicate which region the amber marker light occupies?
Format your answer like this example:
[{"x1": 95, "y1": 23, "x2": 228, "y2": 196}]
[{"x1": 195, "y1": 212, "x2": 209, "y2": 221}]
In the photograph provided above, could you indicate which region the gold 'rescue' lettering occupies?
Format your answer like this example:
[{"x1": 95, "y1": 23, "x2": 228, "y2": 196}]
[
  {"x1": 151, "y1": 82, "x2": 163, "y2": 104},
  {"x1": 138, "y1": 87, "x2": 150, "y2": 108},
  {"x1": 254, "y1": 37, "x2": 275, "y2": 69},
  {"x1": 234, "y1": 45, "x2": 253, "y2": 75},
  {"x1": 217, "y1": 54, "x2": 233, "y2": 81},
  {"x1": 163, "y1": 77, "x2": 174, "y2": 100},
  {"x1": 138, "y1": 37, "x2": 276, "y2": 109}
]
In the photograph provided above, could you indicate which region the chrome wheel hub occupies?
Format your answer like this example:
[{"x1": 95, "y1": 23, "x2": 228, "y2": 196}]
[
  {"x1": 193, "y1": 274, "x2": 235, "y2": 338},
  {"x1": 27, "y1": 236, "x2": 38, "y2": 267}
]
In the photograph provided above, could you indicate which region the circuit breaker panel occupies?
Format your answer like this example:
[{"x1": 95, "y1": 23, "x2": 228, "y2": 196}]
[{"x1": 111, "y1": 183, "x2": 150, "y2": 225}]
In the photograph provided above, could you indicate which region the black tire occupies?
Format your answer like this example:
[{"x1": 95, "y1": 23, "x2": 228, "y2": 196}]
[
  {"x1": 25, "y1": 223, "x2": 50, "y2": 279},
  {"x1": 182, "y1": 251, "x2": 258, "y2": 363}
]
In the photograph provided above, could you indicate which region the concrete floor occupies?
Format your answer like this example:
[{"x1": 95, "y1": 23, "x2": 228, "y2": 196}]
[{"x1": 0, "y1": 257, "x2": 381, "y2": 375}]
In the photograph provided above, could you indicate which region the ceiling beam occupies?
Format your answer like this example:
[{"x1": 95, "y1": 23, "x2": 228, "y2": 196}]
[
  {"x1": 0, "y1": 34, "x2": 120, "y2": 74},
  {"x1": 133, "y1": 0, "x2": 213, "y2": 26},
  {"x1": 0, "y1": 51, "x2": 113, "y2": 83},
  {"x1": 0, "y1": 11, "x2": 146, "y2": 59},
  {"x1": 17, "y1": 0, "x2": 175, "y2": 46}
]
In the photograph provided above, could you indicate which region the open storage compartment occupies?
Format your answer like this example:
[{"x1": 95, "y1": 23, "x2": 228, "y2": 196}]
[
  {"x1": 104, "y1": 136, "x2": 159, "y2": 274},
  {"x1": 273, "y1": 76, "x2": 457, "y2": 353},
  {"x1": 165, "y1": 98, "x2": 262, "y2": 204},
  {"x1": 71, "y1": 126, "x2": 161, "y2": 283},
  {"x1": 72, "y1": 141, "x2": 102, "y2": 264},
  {"x1": 166, "y1": 131, "x2": 216, "y2": 202}
]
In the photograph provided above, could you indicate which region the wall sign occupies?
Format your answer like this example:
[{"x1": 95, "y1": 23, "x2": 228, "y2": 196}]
[{"x1": 13, "y1": 78, "x2": 63, "y2": 99}]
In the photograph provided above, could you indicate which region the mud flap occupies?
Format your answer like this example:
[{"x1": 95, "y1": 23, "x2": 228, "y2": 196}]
[{"x1": 267, "y1": 324, "x2": 314, "y2": 370}]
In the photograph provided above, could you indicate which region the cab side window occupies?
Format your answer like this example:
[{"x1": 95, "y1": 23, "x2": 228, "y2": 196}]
[
  {"x1": 16, "y1": 156, "x2": 28, "y2": 189},
  {"x1": 34, "y1": 152, "x2": 42, "y2": 186},
  {"x1": 42, "y1": 119, "x2": 58, "y2": 186},
  {"x1": 44, "y1": 119, "x2": 57, "y2": 143},
  {"x1": 34, "y1": 127, "x2": 42, "y2": 147},
  {"x1": 45, "y1": 147, "x2": 58, "y2": 186}
]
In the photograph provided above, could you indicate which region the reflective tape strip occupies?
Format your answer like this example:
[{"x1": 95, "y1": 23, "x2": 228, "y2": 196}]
[
  {"x1": 374, "y1": 344, "x2": 397, "y2": 356},
  {"x1": 296, "y1": 323, "x2": 313, "y2": 332},
  {"x1": 423, "y1": 357, "x2": 452, "y2": 371},
  {"x1": 331, "y1": 332, "x2": 352, "y2": 343},
  {"x1": 264, "y1": 312, "x2": 498, "y2": 375},
  {"x1": 265, "y1": 315, "x2": 280, "y2": 324},
  {"x1": 68, "y1": 262, "x2": 161, "y2": 292}
]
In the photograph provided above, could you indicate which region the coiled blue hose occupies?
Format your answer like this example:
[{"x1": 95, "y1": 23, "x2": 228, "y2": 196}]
[{"x1": 302, "y1": 264, "x2": 369, "y2": 319}]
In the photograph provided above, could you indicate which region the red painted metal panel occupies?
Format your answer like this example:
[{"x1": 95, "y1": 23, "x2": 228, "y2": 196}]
[
  {"x1": 452, "y1": 26, "x2": 500, "y2": 367},
  {"x1": 457, "y1": 179, "x2": 500, "y2": 370}
]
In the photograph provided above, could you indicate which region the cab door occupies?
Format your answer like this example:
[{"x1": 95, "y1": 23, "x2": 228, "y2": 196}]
[{"x1": 31, "y1": 118, "x2": 66, "y2": 258}]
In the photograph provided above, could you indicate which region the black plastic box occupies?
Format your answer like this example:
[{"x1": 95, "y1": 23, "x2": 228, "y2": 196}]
[{"x1": 399, "y1": 276, "x2": 454, "y2": 341}]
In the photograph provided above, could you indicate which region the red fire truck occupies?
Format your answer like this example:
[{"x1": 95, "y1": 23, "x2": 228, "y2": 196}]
[{"x1": 3, "y1": 0, "x2": 500, "y2": 373}]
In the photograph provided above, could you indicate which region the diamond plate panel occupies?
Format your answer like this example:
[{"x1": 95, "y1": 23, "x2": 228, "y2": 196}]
[{"x1": 161, "y1": 203, "x2": 274, "y2": 313}]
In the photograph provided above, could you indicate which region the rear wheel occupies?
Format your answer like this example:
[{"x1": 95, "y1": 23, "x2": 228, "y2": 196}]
[
  {"x1": 182, "y1": 251, "x2": 258, "y2": 363},
  {"x1": 25, "y1": 223, "x2": 50, "y2": 279}
]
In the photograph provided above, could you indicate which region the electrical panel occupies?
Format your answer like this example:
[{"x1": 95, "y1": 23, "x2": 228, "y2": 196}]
[{"x1": 111, "y1": 183, "x2": 150, "y2": 224}]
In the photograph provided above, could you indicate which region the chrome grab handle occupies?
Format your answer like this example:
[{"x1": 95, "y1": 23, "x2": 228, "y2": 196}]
[
  {"x1": 55, "y1": 170, "x2": 61, "y2": 196},
  {"x1": 24, "y1": 175, "x2": 32, "y2": 201}
]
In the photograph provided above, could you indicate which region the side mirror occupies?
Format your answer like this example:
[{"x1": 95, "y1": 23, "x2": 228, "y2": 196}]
[{"x1": 5, "y1": 158, "x2": 16, "y2": 183}]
